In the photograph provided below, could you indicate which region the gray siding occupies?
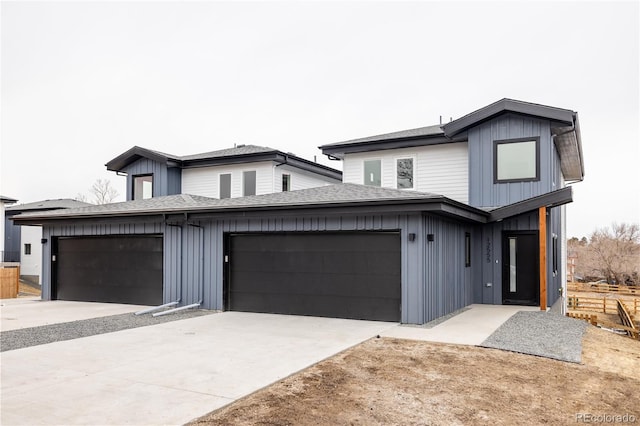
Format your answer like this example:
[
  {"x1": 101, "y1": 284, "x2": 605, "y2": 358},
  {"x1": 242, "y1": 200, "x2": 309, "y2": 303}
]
[
  {"x1": 123, "y1": 158, "x2": 181, "y2": 200},
  {"x1": 38, "y1": 212, "x2": 481, "y2": 324},
  {"x1": 477, "y1": 207, "x2": 563, "y2": 307},
  {"x1": 468, "y1": 114, "x2": 558, "y2": 208},
  {"x1": 423, "y1": 216, "x2": 475, "y2": 323}
]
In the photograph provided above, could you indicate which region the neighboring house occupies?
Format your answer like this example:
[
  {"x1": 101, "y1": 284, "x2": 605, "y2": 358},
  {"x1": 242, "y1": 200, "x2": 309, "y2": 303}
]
[
  {"x1": 5, "y1": 199, "x2": 91, "y2": 284},
  {"x1": 105, "y1": 144, "x2": 342, "y2": 201},
  {"x1": 0, "y1": 195, "x2": 18, "y2": 262},
  {"x1": 14, "y1": 98, "x2": 584, "y2": 325}
]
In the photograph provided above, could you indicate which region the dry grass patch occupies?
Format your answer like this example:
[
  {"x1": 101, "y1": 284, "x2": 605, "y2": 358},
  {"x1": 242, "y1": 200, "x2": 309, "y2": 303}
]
[{"x1": 189, "y1": 327, "x2": 640, "y2": 426}]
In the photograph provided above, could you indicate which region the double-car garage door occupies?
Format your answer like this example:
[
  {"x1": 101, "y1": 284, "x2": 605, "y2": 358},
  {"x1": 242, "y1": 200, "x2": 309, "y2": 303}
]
[
  {"x1": 227, "y1": 232, "x2": 401, "y2": 321},
  {"x1": 54, "y1": 235, "x2": 163, "y2": 305}
]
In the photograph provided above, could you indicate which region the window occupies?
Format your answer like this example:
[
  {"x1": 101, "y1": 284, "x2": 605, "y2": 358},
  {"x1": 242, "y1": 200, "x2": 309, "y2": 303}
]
[
  {"x1": 494, "y1": 137, "x2": 540, "y2": 183},
  {"x1": 282, "y1": 174, "x2": 291, "y2": 192},
  {"x1": 133, "y1": 175, "x2": 153, "y2": 200},
  {"x1": 24, "y1": 244, "x2": 31, "y2": 255},
  {"x1": 243, "y1": 171, "x2": 256, "y2": 196},
  {"x1": 364, "y1": 160, "x2": 381, "y2": 186},
  {"x1": 396, "y1": 158, "x2": 414, "y2": 189},
  {"x1": 220, "y1": 173, "x2": 231, "y2": 199},
  {"x1": 465, "y1": 233, "x2": 471, "y2": 267}
]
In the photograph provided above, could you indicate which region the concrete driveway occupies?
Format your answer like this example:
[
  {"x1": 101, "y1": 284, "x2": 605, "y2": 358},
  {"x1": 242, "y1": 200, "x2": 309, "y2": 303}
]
[{"x1": 1, "y1": 306, "x2": 394, "y2": 426}]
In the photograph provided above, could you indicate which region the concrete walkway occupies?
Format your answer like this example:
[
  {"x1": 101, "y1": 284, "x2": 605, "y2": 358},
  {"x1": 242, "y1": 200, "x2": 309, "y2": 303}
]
[
  {"x1": 0, "y1": 302, "x2": 532, "y2": 425},
  {"x1": 381, "y1": 304, "x2": 540, "y2": 345}
]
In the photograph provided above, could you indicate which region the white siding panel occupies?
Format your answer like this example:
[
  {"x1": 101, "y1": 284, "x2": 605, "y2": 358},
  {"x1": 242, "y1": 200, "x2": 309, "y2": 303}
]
[
  {"x1": 182, "y1": 162, "x2": 275, "y2": 198},
  {"x1": 276, "y1": 165, "x2": 338, "y2": 192},
  {"x1": 342, "y1": 143, "x2": 469, "y2": 203}
]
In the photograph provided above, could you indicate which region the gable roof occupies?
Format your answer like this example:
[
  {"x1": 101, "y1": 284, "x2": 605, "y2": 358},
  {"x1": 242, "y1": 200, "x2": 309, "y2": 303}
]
[
  {"x1": 106, "y1": 144, "x2": 342, "y2": 180},
  {"x1": 12, "y1": 184, "x2": 488, "y2": 224}
]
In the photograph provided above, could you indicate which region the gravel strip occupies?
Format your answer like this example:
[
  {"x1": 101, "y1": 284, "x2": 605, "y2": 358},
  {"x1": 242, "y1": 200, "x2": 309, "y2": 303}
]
[
  {"x1": 480, "y1": 311, "x2": 588, "y2": 363},
  {"x1": 1, "y1": 309, "x2": 214, "y2": 352}
]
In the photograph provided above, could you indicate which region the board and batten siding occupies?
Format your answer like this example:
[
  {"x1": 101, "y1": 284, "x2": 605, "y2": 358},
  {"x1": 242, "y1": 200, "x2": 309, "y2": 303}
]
[
  {"x1": 122, "y1": 158, "x2": 181, "y2": 200},
  {"x1": 468, "y1": 114, "x2": 563, "y2": 208},
  {"x1": 342, "y1": 143, "x2": 469, "y2": 203}
]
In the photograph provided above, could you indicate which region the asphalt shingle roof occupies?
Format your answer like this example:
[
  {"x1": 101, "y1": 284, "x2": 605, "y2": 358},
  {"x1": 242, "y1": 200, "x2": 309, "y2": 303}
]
[
  {"x1": 322, "y1": 124, "x2": 444, "y2": 147},
  {"x1": 6, "y1": 199, "x2": 92, "y2": 211},
  {"x1": 180, "y1": 145, "x2": 276, "y2": 161},
  {"x1": 15, "y1": 184, "x2": 443, "y2": 220}
]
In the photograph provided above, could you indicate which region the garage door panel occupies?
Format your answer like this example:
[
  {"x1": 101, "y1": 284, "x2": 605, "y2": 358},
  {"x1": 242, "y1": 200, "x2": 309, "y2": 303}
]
[
  {"x1": 228, "y1": 232, "x2": 400, "y2": 321},
  {"x1": 55, "y1": 236, "x2": 163, "y2": 305}
]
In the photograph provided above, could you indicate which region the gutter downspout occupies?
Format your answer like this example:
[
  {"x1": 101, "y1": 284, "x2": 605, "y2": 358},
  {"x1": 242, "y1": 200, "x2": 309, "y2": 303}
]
[{"x1": 153, "y1": 222, "x2": 204, "y2": 316}]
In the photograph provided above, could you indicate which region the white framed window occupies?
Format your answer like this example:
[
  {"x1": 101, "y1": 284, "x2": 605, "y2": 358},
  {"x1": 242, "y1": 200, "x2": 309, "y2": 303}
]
[
  {"x1": 396, "y1": 157, "x2": 415, "y2": 189},
  {"x1": 363, "y1": 159, "x2": 381, "y2": 187}
]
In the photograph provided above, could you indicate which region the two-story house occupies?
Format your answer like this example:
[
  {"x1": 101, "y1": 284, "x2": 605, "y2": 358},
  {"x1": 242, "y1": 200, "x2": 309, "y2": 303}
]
[
  {"x1": 105, "y1": 144, "x2": 342, "y2": 201},
  {"x1": 14, "y1": 98, "x2": 583, "y2": 325}
]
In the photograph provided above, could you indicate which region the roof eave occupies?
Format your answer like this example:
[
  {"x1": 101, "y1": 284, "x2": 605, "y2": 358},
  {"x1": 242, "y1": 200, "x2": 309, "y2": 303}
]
[
  {"x1": 442, "y1": 98, "x2": 576, "y2": 138},
  {"x1": 106, "y1": 146, "x2": 179, "y2": 172},
  {"x1": 320, "y1": 134, "x2": 454, "y2": 159},
  {"x1": 488, "y1": 187, "x2": 573, "y2": 222}
]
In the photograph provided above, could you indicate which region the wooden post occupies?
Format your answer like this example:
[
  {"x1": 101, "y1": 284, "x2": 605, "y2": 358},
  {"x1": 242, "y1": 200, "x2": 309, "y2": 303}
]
[{"x1": 539, "y1": 206, "x2": 547, "y2": 311}]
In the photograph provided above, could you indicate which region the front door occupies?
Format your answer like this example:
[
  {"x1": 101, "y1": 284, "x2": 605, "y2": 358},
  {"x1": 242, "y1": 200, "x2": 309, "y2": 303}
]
[{"x1": 502, "y1": 231, "x2": 539, "y2": 305}]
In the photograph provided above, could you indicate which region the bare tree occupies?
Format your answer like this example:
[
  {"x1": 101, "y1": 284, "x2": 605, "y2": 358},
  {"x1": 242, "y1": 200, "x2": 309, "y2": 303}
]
[
  {"x1": 90, "y1": 179, "x2": 119, "y2": 205},
  {"x1": 75, "y1": 193, "x2": 88, "y2": 203},
  {"x1": 584, "y1": 222, "x2": 640, "y2": 285}
]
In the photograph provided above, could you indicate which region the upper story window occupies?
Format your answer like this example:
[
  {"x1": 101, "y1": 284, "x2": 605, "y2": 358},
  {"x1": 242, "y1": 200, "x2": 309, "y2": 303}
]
[
  {"x1": 219, "y1": 173, "x2": 231, "y2": 199},
  {"x1": 282, "y1": 174, "x2": 291, "y2": 192},
  {"x1": 396, "y1": 158, "x2": 414, "y2": 189},
  {"x1": 133, "y1": 175, "x2": 153, "y2": 200},
  {"x1": 24, "y1": 243, "x2": 32, "y2": 255},
  {"x1": 364, "y1": 159, "x2": 381, "y2": 187},
  {"x1": 243, "y1": 171, "x2": 256, "y2": 196},
  {"x1": 494, "y1": 137, "x2": 540, "y2": 183}
]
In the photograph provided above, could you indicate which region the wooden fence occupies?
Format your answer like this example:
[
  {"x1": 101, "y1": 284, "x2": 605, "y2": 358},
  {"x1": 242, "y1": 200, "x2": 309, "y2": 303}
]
[
  {"x1": 0, "y1": 264, "x2": 20, "y2": 299},
  {"x1": 567, "y1": 296, "x2": 639, "y2": 315},
  {"x1": 567, "y1": 295, "x2": 639, "y2": 340},
  {"x1": 568, "y1": 281, "x2": 639, "y2": 296}
]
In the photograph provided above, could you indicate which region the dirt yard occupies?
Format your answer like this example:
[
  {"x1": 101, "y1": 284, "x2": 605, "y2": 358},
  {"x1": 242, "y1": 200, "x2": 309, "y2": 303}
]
[{"x1": 189, "y1": 327, "x2": 640, "y2": 425}]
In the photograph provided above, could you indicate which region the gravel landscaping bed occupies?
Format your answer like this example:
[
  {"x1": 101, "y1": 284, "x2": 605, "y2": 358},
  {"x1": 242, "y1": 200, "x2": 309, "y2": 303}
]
[
  {"x1": 1, "y1": 309, "x2": 214, "y2": 352},
  {"x1": 481, "y1": 310, "x2": 588, "y2": 363}
]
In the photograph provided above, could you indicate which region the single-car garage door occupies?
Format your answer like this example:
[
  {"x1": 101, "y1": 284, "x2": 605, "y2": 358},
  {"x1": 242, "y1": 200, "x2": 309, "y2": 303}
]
[
  {"x1": 54, "y1": 235, "x2": 163, "y2": 305},
  {"x1": 227, "y1": 232, "x2": 401, "y2": 321}
]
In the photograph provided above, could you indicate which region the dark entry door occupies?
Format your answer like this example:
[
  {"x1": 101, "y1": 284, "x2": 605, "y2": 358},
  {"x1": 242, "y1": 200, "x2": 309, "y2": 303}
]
[
  {"x1": 54, "y1": 235, "x2": 163, "y2": 305},
  {"x1": 227, "y1": 232, "x2": 401, "y2": 321},
  {"x1": 502, "y1": 232, "x2": 539, "y2": 305}
]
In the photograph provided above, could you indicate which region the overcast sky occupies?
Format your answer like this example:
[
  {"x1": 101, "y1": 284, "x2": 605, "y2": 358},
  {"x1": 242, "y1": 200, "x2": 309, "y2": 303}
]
[{"x1": 1, "y1": 1, "x2": 638, "y2": 238}]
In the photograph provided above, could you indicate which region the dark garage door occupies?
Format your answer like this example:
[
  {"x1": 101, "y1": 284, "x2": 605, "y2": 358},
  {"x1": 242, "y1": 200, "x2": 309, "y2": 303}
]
[
  {"x1": 227, "y1": 232, "x2": 401, "y2": 321},
  {"x1": 54, "y1": 235, "x2": 163, "y2": 305}
]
